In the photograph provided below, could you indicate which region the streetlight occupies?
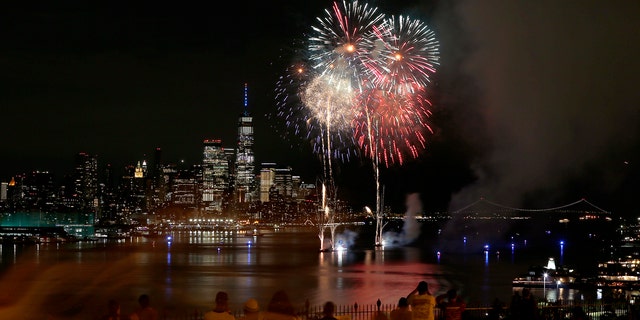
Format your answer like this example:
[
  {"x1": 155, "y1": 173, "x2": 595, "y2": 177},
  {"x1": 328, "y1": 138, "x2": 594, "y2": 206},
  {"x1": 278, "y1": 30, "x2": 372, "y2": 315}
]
[
  {"x1": 543, "y1": 272, "x2": 548, "y2": 301},
  {"x1": 557, "y1": 280, "x2": 562, "y2": 301}
]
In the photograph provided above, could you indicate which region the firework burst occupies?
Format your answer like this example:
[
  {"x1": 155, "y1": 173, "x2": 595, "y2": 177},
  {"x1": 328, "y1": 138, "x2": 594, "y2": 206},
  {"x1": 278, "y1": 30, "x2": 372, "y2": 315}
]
[
  {"x1": 300, "y1": 73, "x2": 358, "y2": 159},
  {"x1": 274, "y1": 61, "x2": 359, "y2": 163},
  {"x1": 308, "y1": 0, "x2": 385, "y2": 87},
  {"x1": 274, "y1": 62, "x2": 312, "y2": 139},
  {"x1": 365, "y1": 15, "x2": 440, "y2": 95},
  {"x1": 352, "y1": 14, "x2": 439, "y2": 169},
  {"x1": 354, "y1": 85, "x2": 434, "y2": 167}
]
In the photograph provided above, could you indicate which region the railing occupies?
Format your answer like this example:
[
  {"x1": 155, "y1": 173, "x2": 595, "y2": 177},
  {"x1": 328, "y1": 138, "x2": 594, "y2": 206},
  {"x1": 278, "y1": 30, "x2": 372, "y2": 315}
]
[{"x1": 155, "y1": 300, "x2": 634, "y2": 320}]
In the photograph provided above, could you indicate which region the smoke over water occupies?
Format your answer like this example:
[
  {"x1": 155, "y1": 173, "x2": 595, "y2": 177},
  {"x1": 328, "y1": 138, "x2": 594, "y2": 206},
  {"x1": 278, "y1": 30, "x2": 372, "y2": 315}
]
[
  {"x1": 428, "y1": 0, "x2": 640, "y2": 214},
  {"x1": 383, "y1": 193, "x2": 422, "y2": 247}
]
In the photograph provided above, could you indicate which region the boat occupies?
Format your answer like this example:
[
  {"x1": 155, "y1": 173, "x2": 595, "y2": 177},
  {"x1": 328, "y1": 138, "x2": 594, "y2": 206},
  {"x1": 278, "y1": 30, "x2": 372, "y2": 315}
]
[
  {"x1": 513, "y1": 257, "x2": 580, "y2": 288},
  {"x1": 514, "y1": 256, "x2": 640, "y2": 290},
  {"x1": 582, "y1": 258, "x2": 640, "y2": 289},
  {"x1": 243, "y1": 228, "x2": 264, "y2": 237}
]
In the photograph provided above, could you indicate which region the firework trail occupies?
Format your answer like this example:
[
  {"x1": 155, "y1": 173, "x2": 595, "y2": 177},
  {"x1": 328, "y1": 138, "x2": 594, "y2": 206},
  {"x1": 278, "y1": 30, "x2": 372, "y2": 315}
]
[
  {"x1": 356, "y1": 14, "x2": 439, "y2": 246},
  {"x1": 301, "y1": 73, "x2": 357, "y2": 182}
]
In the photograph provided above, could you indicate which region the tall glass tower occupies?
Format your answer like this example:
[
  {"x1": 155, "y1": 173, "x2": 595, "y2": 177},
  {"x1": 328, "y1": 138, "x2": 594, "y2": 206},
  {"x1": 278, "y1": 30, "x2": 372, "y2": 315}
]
[
  {"x1": 74, "y1": 152, "x2": 98, "y2": 213},
  {"x1": 234, "y1": 83, "x2": 256, "y2": 203},
  {"x1": 202, "y1": 139, "x2": 229, "y2": 212}
]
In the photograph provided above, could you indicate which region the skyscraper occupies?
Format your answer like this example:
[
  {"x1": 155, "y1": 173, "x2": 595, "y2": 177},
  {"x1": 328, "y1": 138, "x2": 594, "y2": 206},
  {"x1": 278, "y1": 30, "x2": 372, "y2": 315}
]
[
  {"x1": 0, "y1": 182, "x2": 7, "y2": 203},
  {"x1": 259, "y1": 163, "x2": 294, "y2": 203},
  {"x1": 153, "y1": 147, "x2": 167, "y2": 206},
  {"x1": 260, "y1": 163, "x2": 277, "y2": 203},
  {"x1": 202, "y1": 139, "x2": 229, "y2": 212},
  {"x1": 234, "y1": 83, "x2": 256, "y2": 203},
  {"x1": 74, "y1": 152, "x2": 98, "y2": 212}
]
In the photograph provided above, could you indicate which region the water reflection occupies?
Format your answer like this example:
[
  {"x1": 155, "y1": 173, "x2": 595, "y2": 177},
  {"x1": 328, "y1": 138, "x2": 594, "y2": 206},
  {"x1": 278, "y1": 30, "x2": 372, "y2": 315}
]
[{"x1": 0, "y1": 228, "x2": 618, "y2": 319}]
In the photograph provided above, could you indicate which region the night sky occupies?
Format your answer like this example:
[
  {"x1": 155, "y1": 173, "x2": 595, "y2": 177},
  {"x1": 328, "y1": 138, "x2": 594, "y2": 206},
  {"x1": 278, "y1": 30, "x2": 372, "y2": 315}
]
[{"x1": 2, "y1": 1, "x2": 639, "y2": 217}]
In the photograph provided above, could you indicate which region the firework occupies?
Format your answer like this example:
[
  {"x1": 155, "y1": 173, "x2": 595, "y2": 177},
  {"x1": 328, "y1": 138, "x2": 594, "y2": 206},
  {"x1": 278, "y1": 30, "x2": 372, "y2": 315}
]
[
  {"x1": 365, "y1": 15, "x2": 440, "y2": 95},
  {"x1": 300, "y1": 73, "x2": 359, "y2": 159},
  {"x1": 274, "y1": 0, "x2": 440, "y2": 248},
  {"x1": 274, "y1": 62, "x2": 312, "y2": 139},
  {"x1": 274, "y1": 61, "x2": 359, "y2": 163},
  {"x1": 352, "y1": 14, "x2": 439, "y2": 168},
  {"x1": 308, "y1": 0, "x2": 385, "y2": 87},
  {"x1": 275, "y1": 0, "x2": 440, "y2": 173},
  {"x1": 354, "y1": 85, "x2": 433, "y2": 167}
]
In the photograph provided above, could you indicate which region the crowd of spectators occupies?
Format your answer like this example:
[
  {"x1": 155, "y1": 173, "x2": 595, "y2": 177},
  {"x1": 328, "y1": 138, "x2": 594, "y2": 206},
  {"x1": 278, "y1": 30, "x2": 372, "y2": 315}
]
[{"x1": 96, "y1": 283, "x2": 633, "y2": 320}]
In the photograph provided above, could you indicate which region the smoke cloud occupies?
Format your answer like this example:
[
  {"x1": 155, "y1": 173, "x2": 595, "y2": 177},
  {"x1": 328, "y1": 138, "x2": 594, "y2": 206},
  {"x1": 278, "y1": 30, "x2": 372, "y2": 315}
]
[
  {"x1": 432, "y1": 0, "x2": 640, "y2": 212},
  {"x1": 383, "y1": 193, "x2": 423, "y2": 247}
]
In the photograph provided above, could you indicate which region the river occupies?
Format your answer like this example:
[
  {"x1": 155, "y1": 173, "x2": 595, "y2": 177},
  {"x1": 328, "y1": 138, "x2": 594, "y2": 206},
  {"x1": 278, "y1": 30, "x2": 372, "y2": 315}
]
[{"x1": 0, "y1": 225, "x2": 609, "y2": 319}]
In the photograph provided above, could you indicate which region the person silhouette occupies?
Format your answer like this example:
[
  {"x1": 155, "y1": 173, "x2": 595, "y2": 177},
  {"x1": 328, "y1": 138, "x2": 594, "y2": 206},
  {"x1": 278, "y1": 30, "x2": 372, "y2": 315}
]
[
  {"x1": 129, "y1": 294, "x2": 158, "y2": 320},
  {"x1": 204, "y1": 291, "x2": 236, "y2": 320},
  {"x1": 319, "y1": 301, "x2": 338, "y2": 320},
  {"x1": 262, "y1": 290, "x2": 300, "y2": 320},
  {"x1": 390, "y1": 297, "x2": 412, "y2": 320},
  {"x1": 239, "y1": 298, "x2": 263, "y2": 320},
  {"x1": 100, "y1": 299, "x2": 123, "y2": 320},
  {"x1": 407, "y1": 281, "x2": 436, "y2": 320},
  {"x1": 435, "y1": 289, "x2": 465, "y2": 320}
]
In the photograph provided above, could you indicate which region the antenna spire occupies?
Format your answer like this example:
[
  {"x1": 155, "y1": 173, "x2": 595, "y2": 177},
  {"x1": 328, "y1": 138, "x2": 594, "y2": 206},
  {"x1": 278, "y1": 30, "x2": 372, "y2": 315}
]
[{"x1": 243, "y1": 83, "x2": 249, "y2": 116}]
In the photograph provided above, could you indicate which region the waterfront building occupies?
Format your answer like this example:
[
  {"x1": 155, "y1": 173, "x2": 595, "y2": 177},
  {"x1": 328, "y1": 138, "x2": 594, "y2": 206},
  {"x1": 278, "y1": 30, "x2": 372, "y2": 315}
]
[{"x1": 234, "y1": 83, "x2": 256, "y2": 203}]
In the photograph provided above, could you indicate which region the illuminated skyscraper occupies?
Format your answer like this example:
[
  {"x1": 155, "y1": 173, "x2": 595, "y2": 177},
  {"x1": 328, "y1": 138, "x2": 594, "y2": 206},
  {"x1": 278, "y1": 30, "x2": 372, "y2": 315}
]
[
  {"x1": 260, "y1": 163, "x2": 277, "y2": 203},
  {"x1": 259, "y1": 163, "x2": 293, "y2": 203},
  {"x1": 202, "y1": 139, "x2": 229, "y2": 212},
  {"x1": 74, "y1": 152, "x2": 98, "y2": 212},
  {"x1": 234, "y1": 83, "x2": 256, "y2": 203}
]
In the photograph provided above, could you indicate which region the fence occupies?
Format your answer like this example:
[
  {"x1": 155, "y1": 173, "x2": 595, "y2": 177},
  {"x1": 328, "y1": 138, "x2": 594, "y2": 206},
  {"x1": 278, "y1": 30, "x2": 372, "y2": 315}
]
[{"x1": 156, "y1": 300, "x2": 634, "y2": 320}]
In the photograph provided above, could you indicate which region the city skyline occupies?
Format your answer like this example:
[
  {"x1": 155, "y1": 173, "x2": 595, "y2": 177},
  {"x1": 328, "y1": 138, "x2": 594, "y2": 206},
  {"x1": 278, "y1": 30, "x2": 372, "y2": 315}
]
[{"x1": 2, "y1": 1, "x2": 639, "y2": 217}]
